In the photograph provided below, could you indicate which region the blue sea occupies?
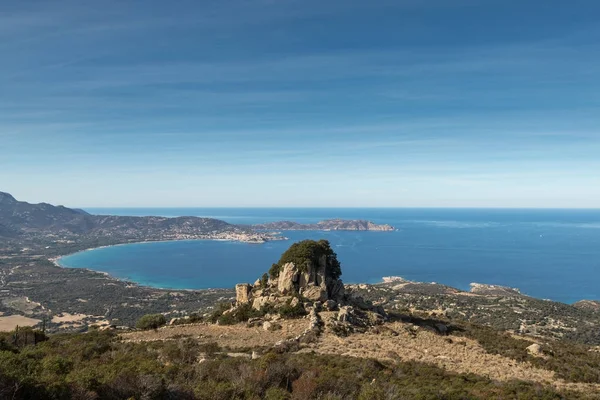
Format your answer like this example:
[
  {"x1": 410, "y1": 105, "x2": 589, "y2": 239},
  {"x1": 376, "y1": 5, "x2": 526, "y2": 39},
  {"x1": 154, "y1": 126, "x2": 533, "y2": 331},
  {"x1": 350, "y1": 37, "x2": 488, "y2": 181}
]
[{"x1": 59, "y1": 208, "x2": 600, "y2": 304}]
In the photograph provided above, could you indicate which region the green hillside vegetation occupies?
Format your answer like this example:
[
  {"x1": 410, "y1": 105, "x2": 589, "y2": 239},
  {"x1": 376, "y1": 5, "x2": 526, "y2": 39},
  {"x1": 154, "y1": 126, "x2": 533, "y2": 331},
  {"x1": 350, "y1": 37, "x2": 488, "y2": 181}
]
[{"x1": 0, "y1": 327, "x2": 588, "y2": 400}]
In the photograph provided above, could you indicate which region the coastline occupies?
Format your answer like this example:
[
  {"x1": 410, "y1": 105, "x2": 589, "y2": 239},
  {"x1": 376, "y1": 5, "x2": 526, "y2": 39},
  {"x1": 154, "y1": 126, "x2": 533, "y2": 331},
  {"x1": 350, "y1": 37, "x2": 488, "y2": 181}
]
[{"x1": 52, "y1": 236, "x2": 284, "y2": 291}]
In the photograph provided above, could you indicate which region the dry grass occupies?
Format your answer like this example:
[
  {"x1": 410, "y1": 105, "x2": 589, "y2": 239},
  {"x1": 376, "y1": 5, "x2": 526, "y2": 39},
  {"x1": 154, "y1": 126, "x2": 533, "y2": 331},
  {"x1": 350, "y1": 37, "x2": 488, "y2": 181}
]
[
  {"x1": 0, "y1": 315, "x2": 41, "y2": 331},
  {"x1": 51, "y1": 313, "x2": 89, "y2": 324},
  {"x1": 303, "y1": 321, "x2": 600, "y2": 393},
  {"x1": 121, "y1": 318, "x2": 308, "y2": 350},
  {"x1": 121, "y1": 315, "x2": 600, "y2": 394}
]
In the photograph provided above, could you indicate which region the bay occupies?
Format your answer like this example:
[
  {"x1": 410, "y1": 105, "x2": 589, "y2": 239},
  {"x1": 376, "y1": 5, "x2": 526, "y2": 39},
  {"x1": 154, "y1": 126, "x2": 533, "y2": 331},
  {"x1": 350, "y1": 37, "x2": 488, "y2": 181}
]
[{"x1": 60, "y1": 208, "x2": 600, "y2": 304}]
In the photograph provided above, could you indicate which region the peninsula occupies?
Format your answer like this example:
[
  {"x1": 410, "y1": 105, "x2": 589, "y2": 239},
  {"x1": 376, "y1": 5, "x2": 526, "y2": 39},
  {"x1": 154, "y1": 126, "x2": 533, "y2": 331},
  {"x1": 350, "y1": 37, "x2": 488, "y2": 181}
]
[
  {"x1": 252, "y1": 219, "x2": 395, "y2": 231},
  {"x1": 0, "y1": 191, "x2": 280, "y2": 245}
]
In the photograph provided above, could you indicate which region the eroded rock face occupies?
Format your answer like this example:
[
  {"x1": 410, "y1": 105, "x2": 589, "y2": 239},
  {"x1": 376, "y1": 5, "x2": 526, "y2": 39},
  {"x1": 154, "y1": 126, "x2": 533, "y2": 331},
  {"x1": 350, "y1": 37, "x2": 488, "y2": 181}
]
[
  {"x1": 302, "y1": 286, "x2": 328, "y2": 302},
  {"x1": 232, "y1": 240, "x2": 385, "y2": 328},
  {"x1": 278, "y1": 263, "x2": 299, "y2": 294}
]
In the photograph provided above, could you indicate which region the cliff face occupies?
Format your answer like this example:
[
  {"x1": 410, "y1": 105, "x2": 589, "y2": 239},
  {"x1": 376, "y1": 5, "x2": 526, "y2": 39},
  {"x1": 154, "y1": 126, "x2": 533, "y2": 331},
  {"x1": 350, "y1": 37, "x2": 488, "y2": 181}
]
[
  {"x1": 274, "y1": 255, "x2": 345, "y2": 302},
  {"x1": 234, "y1": 240, "x2": 387, "y2": 324},
  {"x1": 236, "y1": 256, "x2": 345, "y2": 310}
]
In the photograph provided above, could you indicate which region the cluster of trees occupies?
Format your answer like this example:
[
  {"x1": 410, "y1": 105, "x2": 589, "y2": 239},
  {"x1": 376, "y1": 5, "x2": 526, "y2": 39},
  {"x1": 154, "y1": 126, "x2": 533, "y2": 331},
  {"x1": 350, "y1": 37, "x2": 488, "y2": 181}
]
[{"x1": 269, "y1": 239, "x2": 341, "y2": 280}]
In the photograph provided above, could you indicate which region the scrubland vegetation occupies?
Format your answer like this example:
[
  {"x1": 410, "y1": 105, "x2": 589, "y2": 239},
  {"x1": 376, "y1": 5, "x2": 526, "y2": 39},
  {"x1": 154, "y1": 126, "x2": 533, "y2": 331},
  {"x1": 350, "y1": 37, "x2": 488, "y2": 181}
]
[{"x1": 0, "y1": 327, "x2": 588, "y2": 400}]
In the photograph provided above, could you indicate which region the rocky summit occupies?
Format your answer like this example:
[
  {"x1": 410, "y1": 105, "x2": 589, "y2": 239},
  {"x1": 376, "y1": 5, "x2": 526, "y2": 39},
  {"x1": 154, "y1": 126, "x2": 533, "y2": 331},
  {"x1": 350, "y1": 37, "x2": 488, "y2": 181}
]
[{"x1": 233, "y1": 239, "x2": 386, "y2": 335}]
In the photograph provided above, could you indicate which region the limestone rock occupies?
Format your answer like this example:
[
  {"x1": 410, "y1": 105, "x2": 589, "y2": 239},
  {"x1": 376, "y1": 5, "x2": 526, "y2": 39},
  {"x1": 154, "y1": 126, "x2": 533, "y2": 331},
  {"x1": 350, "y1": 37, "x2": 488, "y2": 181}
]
[
  {"x1": 527, "y1": 343, "x2": 543, "y2": 357},
  {"x1": 236, "y1": 283, "x2": 252, "y2": 304},
  {"x1": 252, "y1": 296, "x2": 270, "y2": 311},
  {"x1": 337, "y1": 306, "x2": 354, "y2": 323},
  {"x1": 324, "y1": 299, "x2": 338, "y2": 311},
  {"x1": 278, "y1": 263, "x2": 299, "y2": 294},
  {"x1": 263, "y1": 321, "x2": 281, "y2": 331},
  {"x1": 302, "y1": 286, "x2": 328, "y2": 302}
]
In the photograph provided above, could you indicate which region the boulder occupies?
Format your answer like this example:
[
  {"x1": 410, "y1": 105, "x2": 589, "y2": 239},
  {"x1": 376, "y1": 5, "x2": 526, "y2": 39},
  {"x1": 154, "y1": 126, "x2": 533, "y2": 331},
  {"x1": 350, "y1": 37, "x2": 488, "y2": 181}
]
[
  {"x1": 236, "y1": 283, "x2": 252, "y2": 304},
  {"x1": 337, "y1": 306, "x2": 354, "y2": 323},
  {"x1": 527, "y1": 343, "x2": 543, "y2": 357},
  {"x1": 263, "y1": 321, "x2": 281, "y2": 331},
  {"x1": 302, "y1": 286, "x2": 328, "y2": 302},
  {"x1": 435, "y1": 323, "x2": 448, "y2": 335},
  {"x1": 324, "y1": 299, "x2": 338, "y2": 311},
  {"x1": 252, "y1": 296, "x2": 270, "y2": 311}
]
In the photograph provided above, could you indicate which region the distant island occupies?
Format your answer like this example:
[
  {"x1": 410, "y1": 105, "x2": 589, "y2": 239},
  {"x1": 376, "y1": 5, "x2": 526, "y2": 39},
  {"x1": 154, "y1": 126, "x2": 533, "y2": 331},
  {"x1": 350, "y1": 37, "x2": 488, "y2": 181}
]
[{"x1": 252, "y1": 219, "x2": 395, "y2": 231}]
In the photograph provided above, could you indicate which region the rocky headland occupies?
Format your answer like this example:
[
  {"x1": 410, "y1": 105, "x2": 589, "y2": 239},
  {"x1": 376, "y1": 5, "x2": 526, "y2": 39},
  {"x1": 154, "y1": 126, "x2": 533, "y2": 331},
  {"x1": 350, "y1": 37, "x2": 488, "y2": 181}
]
[{"x1": 252, "y1": 219, "x2": 395, "y2": 231}]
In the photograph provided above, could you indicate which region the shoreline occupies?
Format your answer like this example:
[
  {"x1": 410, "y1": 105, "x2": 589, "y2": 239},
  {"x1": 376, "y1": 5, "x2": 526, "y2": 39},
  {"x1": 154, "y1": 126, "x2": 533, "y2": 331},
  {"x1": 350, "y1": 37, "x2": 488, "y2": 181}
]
[
  {"x1": 52, "y1": 236, "x2": 283, "y2": 292},
  {"x1": 52, "y1": 240, "x2": 596, "y2": 306}
]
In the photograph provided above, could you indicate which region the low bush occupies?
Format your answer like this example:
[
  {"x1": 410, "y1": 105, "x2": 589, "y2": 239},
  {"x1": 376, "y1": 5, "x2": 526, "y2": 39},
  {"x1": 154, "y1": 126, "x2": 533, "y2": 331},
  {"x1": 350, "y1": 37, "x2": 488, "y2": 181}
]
[
  {"x1": 135, "y1": 314, "x2": 167, "y2": 330},
  {"x1": 278, "y1": 300, "x2": 307, "y2": 319},
  {"x1": 0, "y1": 330, "x2": 590, "y2": 399}
]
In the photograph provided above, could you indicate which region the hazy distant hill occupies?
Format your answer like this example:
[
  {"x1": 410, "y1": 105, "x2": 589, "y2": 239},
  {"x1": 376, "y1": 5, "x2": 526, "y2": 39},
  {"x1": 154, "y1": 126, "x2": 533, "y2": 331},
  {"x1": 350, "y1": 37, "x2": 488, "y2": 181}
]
[
  {"x1": 0, "y1": 192, "x2": 93, "y2": 234},
  {"x1": 253, "y1": 219, "x2": 395, "y2": 231},
  {"x1": 0, "y1": 191, "x2": 241, "y2": 239}
]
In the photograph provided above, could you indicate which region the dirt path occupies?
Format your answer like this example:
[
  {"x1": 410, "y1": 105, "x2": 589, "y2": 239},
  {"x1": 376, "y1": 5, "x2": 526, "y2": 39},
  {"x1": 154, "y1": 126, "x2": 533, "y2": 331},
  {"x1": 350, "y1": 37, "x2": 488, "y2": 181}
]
[{"x1": 121, "y1": 319, "x2": 308, "y2": 350}]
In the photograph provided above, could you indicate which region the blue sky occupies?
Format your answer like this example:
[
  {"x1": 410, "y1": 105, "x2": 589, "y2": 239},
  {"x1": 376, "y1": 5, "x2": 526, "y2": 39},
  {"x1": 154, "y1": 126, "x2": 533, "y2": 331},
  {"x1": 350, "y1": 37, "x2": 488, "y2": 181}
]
[{"x1": 1, "y1": 0, "x2": 599, "y2": 207}]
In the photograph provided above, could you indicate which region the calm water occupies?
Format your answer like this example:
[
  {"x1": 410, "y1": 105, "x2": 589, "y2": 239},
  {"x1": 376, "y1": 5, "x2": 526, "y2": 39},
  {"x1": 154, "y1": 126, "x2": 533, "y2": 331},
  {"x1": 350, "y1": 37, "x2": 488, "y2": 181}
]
[{"x1": 60, "y1": 208, "x2": 600, "y2": 304}]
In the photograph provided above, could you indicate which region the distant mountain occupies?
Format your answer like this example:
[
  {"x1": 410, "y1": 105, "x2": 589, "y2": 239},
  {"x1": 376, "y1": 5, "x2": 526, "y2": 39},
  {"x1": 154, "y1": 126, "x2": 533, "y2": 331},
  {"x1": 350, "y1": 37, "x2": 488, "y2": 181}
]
[
  {"x1": 0, "y1": 191, "x2": 93, "y2": 233},
  {"x1": 0, "y1": 191, "x2": 250, "y2": 240},
  {"x1": 253, "y1": 219, "x2": 395, "y2": 231},
  {"x1": 0, "y1": 222, "x2": 17, "y2": 238}
]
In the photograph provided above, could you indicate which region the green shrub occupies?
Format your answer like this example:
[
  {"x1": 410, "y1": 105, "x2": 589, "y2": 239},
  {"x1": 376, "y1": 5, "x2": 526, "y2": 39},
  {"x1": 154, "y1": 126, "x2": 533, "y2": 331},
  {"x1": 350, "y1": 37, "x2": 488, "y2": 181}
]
[
  {"x1": 264, "y1": 387, "x2": 291, "y2": 400},
  {"x1": 216, "y1": 303, "x2": 265, "y2": 325},
  {"x1": 278, "y1": 300, "x2": 307, "y2": 319},
  {"x1": 208, "y1": 302, "x2": 233, "y2": 323},
  {"x1": 135, "y1": 314, "x2": 167, "y2": 330}
]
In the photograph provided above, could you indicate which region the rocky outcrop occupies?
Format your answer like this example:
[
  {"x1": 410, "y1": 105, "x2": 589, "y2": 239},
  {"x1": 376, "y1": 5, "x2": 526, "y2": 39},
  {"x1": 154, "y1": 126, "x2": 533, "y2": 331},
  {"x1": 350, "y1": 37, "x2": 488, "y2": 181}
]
[
  {"x1": 231, "y1": 240, "x2": 387, "y2": 340},
  {"x1": 235, "y1": 250, "x2": 346, "y2": 308},
  {"x1": 573, "y1": 300, "x2": 600, "y2": 314},
  {"x1": 277, "y1": 263, "x2": 299, "y2": 294},
  {"x1": 235, "y1": 284, "x2": 252, "y2": 305},
  {"x1": 252, "y1": 219, "x2": 395, "y2": 231}
]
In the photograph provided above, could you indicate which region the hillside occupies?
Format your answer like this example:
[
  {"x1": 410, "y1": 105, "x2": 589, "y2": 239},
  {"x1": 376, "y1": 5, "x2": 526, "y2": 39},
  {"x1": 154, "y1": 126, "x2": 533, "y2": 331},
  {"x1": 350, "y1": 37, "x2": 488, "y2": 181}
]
[
  {"x1": 1, "y1": 240, "x2": 600, "y2": 399},
  {"x1": 0, "y1": 191, "x2": 272, "y2": 243}
]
